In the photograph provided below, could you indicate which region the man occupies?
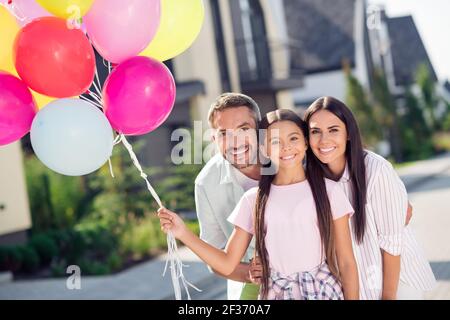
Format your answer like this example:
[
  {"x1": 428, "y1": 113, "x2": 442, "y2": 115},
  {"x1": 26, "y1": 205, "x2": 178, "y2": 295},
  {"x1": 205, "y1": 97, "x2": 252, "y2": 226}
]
[{"x1": 194, "y1": 93, "x2": 261, "y2": 300}]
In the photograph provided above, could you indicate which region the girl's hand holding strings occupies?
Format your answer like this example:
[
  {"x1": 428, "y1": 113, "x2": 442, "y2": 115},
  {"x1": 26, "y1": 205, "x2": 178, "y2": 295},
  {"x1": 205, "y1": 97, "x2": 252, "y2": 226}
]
[{"x1": 157, "y1": 207, "x2": 188, "y2": 240}]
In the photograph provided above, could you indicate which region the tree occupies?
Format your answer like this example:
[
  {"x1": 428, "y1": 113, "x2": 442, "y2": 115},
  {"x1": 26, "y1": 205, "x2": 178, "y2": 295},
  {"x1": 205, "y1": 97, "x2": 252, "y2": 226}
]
[
  {"x1": 416, "y1": 63, "x2": 439, "y2": 130},
  {"x1": 372, "y1": 68, "x2": 403, "y2": 162},
  {"x1": 400, "y1": 88, "x2": 433, "y2": 160},
  {"x1": 344, "y1": 63, "x2": 381, "y2": 147}
]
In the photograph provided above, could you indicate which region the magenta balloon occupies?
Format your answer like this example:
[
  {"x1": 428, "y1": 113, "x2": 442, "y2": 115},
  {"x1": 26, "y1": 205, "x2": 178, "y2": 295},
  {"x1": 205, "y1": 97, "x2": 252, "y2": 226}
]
[
  {"x1": 84, "y1": 0, "x2": 161, "y2": 63},
  {"x1": 13, "y1": 0, "x2": 52, "y2": 27},
  {"x1": 0, "y1": 71, "x2": 37, "y2": 146},
  {"x1": 103, "y1": 56, "x2": 176, "y2": 135}
]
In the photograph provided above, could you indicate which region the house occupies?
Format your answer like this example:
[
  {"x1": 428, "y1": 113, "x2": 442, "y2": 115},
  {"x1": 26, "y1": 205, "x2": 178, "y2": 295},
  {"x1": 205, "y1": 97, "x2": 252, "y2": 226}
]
[{"x1": 283, "y1": 0, "x2": 373, "y2": 109}]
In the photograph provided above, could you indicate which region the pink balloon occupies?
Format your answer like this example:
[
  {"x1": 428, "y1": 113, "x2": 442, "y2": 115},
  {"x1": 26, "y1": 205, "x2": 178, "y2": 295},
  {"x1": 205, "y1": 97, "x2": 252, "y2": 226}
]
[
  {"x1": 0, "y1": 71, "x2": 37, "y2": 146},
  {"x1": 103, "y1": 56, "x2": 176, "y2": 135},
  {"x1": 84, "y1": 0, "x2": 161, "y2": 63},
  {"x1": 10, "y1": 0, "x2": 52, "y2": 27}
]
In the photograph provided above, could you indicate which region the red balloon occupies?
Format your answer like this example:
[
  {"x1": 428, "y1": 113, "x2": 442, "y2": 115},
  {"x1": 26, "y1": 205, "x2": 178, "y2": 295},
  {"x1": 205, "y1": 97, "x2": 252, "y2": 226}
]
[{"x1": 14, "y1": 17, "x2": 95, "y2": 98}]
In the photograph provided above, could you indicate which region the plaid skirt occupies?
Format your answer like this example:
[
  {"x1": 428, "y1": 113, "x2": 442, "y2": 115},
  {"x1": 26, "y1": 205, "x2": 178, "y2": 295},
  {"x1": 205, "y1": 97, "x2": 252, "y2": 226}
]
[{"x1": 264, "y1": 262, "x2": 344, "y2": 300}]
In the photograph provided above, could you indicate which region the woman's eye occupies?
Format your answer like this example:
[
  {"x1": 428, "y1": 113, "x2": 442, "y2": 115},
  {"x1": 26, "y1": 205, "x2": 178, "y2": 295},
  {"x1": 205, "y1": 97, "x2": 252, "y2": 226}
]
[
  {"x1": 310, "y1": 130, "x2": 320, "y2": 135},
  {"x1": 330, "y1": 128, "x2": 338, "y2": 133}
]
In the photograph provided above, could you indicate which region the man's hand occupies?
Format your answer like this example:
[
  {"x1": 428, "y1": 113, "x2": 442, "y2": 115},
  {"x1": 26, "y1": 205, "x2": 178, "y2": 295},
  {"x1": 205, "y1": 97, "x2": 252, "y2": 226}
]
[
  {"x1": 406, "y1": 202, "x2": 413, "y2": 226},
  {"x1": 248, "y1": 256, "x2": 262, "y2": 285}
]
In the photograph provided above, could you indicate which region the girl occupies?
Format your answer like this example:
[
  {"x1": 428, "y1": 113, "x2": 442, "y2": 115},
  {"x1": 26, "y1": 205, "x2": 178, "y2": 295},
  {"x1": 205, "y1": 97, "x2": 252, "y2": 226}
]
[
  {"x1": 303, "y1": 96, "x2": 436, "y2": 299},
  {"x1": 158, "y1": 109, "x2": 359, "y2": 300}
]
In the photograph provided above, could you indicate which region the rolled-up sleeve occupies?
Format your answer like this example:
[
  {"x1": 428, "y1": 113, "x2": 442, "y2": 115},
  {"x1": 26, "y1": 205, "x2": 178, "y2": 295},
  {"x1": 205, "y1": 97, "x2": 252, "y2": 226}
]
[
  {"x1": 195, "y1": 183, "x2": 227, "y2": 250},
  {"x1": 370, "y1": 162, "x2": 408, "y2": 256}
]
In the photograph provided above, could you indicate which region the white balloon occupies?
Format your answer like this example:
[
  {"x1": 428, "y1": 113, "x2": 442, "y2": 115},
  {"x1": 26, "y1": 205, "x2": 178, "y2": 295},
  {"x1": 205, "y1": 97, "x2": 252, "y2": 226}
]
[{"x1": 31, "y1": 98, "x2": 114, "y2": 176}]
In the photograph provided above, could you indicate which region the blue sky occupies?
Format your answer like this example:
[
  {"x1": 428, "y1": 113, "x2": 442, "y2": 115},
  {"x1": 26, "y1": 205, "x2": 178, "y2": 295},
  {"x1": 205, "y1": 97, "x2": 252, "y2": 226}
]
[{"x1": 369, "y1": 0, "x2": 450, "y2": 82}]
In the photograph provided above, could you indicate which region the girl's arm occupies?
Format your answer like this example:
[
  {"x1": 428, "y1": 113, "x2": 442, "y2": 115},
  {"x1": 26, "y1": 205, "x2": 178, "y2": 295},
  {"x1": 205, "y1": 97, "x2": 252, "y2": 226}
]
[
  {"x1": 334, "y1": 215, "x2": 359, "y2": 300},
  {"x1": 158, "y1": 207, "x2": 252, "y2": 276}
]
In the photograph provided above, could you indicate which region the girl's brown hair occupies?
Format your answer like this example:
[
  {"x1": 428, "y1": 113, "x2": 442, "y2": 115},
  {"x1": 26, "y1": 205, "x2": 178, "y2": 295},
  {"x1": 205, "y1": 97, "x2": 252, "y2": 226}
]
[{"x1": 255, "y1": 109, "x2": 339, "y2": 299}]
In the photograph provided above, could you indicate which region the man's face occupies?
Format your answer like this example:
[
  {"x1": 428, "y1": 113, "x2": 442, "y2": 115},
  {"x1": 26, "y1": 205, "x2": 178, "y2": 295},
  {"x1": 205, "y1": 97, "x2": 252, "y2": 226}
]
[{"x1": 212, "y1": 106, "x2": 258, "y2": 169}]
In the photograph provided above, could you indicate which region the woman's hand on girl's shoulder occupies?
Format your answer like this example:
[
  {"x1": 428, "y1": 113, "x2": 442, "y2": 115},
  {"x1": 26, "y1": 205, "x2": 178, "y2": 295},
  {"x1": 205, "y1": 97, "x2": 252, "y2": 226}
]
[{"x1": 157, "y1": 207, "x2": 188, "y2": 239}]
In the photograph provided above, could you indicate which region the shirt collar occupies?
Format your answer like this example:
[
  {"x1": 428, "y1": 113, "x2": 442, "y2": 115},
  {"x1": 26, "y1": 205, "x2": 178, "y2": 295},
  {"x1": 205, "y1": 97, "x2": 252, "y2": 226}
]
[
  {"x1": 340, "y1": 163, "x2": 351, "y2": 183},
  {"x1": 219, "y1": 155, "x2": 236, "y2": 185}
]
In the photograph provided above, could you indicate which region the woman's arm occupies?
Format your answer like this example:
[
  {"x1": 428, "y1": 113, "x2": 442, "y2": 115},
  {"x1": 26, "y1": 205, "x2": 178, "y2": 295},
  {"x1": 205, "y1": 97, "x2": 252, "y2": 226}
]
[
  {"x1": 158, "y1": 207, "x2": 252, "y2": 276},
  {"x1": 371, "y1": 162, "x2": 408, "y2": 299},
  {"x1": 334, "y1": 215, "x2": 359, "y2": 300},
  {"x1": 381, "y1": 251, "x2": 401, "y2": 300}
]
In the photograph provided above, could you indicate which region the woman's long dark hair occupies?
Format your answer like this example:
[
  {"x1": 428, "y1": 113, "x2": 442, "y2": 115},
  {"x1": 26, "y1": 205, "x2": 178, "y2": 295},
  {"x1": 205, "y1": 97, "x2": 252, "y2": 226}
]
[
  {"x1": 304, "y1": 96, "x2": 367, "y2": 243},
  {"x1": 255, "y1": 109, "x2": 339, "y2": 299}
]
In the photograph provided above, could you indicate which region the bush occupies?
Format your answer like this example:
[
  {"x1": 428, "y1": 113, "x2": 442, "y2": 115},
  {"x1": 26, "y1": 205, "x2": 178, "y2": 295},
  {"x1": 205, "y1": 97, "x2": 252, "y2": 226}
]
[
  {"x1": 107, "y1": 252, "x2": 123, "y2": 271},
  {"x1": 18, "y1": 246, "x2": 40, "y2": 273},
  {"x1": 0, "y1": 247, "x2": 12, "y2": 271},
  {"x1": 30, "y1": 234, "x2": 59, "y2": 265},
  {"x1": 0, "y1": 247, "x2": 23, "y2": 273},
  {"x1": 77, "y1": 258, "x2": 110, "y2": 276},
  {"x1": 119, "y1": 214, "x2": 167, "y2": 260}
]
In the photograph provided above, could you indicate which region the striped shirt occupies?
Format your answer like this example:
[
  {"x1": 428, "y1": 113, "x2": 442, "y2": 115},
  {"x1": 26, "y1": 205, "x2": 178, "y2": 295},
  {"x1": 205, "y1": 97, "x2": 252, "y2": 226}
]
[{"x1": 338, "y1": 151, "x2": 436, "y2": 299}]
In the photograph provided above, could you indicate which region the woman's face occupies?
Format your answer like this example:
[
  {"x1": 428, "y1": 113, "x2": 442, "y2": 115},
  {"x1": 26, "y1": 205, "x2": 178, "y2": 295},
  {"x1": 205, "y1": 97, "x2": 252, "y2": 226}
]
[
  {"x1": 263, "y1": 120, "x2": 307, "y2": 170},
  {"x1": 308, "y1": 109, "x2": 348, "y2": 166}
]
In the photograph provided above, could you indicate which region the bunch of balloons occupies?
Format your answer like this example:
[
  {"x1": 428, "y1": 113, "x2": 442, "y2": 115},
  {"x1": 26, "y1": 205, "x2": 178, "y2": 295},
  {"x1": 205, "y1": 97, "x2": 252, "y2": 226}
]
[{"x1": 0, "y1": 0, "x2": 205, "y2": 176}]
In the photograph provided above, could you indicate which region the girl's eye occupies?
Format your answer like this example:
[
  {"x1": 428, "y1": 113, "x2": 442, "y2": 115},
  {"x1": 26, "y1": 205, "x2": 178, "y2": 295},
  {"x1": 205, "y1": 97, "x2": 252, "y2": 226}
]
[{"x1": 291, "y1": 136, "x2": 299, "y2": 142}]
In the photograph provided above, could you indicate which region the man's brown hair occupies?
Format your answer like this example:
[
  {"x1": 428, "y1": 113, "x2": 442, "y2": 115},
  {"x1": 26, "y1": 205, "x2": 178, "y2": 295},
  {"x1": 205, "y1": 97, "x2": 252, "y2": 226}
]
[{"x1": 208, "y1": 93, "x2": 261, "y2": 128}]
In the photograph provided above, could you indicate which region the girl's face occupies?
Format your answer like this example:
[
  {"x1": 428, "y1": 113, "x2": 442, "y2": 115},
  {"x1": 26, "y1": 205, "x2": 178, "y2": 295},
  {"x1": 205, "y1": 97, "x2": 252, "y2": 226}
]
[
  {"x1": 263, "y1": 120, "x2": 307, "y2": 170},
  {"x1": 308, "y1": 109, "x2": 348, "y2": 166}
]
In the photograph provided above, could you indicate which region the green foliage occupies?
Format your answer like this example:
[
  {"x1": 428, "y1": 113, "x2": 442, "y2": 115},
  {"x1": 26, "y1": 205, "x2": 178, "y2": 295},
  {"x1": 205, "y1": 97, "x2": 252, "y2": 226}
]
[
  {"x1": 17, "y1": 246, "x2": 40, "y2": 273},
  {"x1": 416, "y1": 63, "x2": 439, "y2": 129},
  {"x1": 30, "y1": 234, "x2": 59, "y2": 265},
  {"x1": 400, "y1": 88, "x2": 434, "y2": 161},
  {"x1": 345, "y1": 68, "x2": 381, "y2": 147},
  {"x1": 24, "y1": 155, "x2": 86, "y2": 232},
  {"x1": 17, "y1": 132, "x2": 203, "y2": 277}
]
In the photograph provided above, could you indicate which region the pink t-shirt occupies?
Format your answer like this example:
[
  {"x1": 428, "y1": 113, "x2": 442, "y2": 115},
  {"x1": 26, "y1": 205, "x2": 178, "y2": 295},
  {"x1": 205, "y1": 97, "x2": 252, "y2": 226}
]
[{"x1": 227, "y1": 178, "x2": 354, "y2": 275}]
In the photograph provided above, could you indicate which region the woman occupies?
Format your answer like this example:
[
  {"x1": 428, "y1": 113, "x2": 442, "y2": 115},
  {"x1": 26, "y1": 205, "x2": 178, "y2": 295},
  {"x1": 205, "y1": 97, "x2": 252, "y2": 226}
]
[{"x1": 303, "y1": 96, "x2": 436, "y2": 299}]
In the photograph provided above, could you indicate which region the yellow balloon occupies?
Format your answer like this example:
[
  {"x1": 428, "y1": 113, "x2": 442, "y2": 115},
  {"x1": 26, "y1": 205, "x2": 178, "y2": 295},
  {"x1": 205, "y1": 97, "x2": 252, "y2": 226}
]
[
  {"x1": 36, "y1": 0, "x2": 95, "y2": 19},
  {"x1": 140, "y1": 0, "x2": 205, "y2": 62},
  {"x1": 32, "y1": 91, "x2": 56, "y2": 110},
  {"x1": 0, "y1": 5, "x2": 20, "y2": 75}
]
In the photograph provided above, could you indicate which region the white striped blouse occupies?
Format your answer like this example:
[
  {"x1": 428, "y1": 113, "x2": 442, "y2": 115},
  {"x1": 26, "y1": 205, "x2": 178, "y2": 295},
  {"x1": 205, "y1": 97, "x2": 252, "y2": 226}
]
[{"x1": 338, "y1": 150, "x2": 436, "y2": 300}]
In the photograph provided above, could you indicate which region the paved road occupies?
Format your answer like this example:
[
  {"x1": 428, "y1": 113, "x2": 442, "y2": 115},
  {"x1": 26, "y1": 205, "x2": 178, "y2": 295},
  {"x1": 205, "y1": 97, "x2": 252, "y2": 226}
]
[{"x1": 406, "y1": 166, "x2": 450, "y2": 299}]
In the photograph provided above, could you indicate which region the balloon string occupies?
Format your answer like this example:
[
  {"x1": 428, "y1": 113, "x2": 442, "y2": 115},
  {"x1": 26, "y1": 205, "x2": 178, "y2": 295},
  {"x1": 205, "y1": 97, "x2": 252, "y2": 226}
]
[
  {"x1": 79, "y1": 95, "x2": 102, "y2": 109},
  {"x1": 87, "y1": 91, "x2": 103, "y2": 106},
  {"x1": 119, "y1": 134, "x2": 199, "y2": 300},
  {"x1": 92, "y1": 69, "x2": 103, "y2": 98},
  {"x1": 2, "y1": 1, "x2": 26, "y2": 22}
]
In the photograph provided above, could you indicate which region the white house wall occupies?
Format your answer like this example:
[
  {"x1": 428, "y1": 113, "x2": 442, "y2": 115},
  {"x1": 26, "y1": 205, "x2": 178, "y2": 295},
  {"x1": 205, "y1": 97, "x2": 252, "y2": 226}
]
[{"x1": 292, "y1": 70, "x2": 350, "y2": 106}]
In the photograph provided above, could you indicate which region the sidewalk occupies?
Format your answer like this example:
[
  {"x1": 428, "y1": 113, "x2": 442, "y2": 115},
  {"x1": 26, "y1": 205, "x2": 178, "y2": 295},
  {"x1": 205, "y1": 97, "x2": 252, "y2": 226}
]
[
  {"x1": 1, "y1": 152, "x2": 449, "y2": 300},
  {"x1": 396, "y1": 152, "x2": 450, "y2": 191},
  {"x1": 0, "y1": 247, "x2": 212, "y2": 300}
]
